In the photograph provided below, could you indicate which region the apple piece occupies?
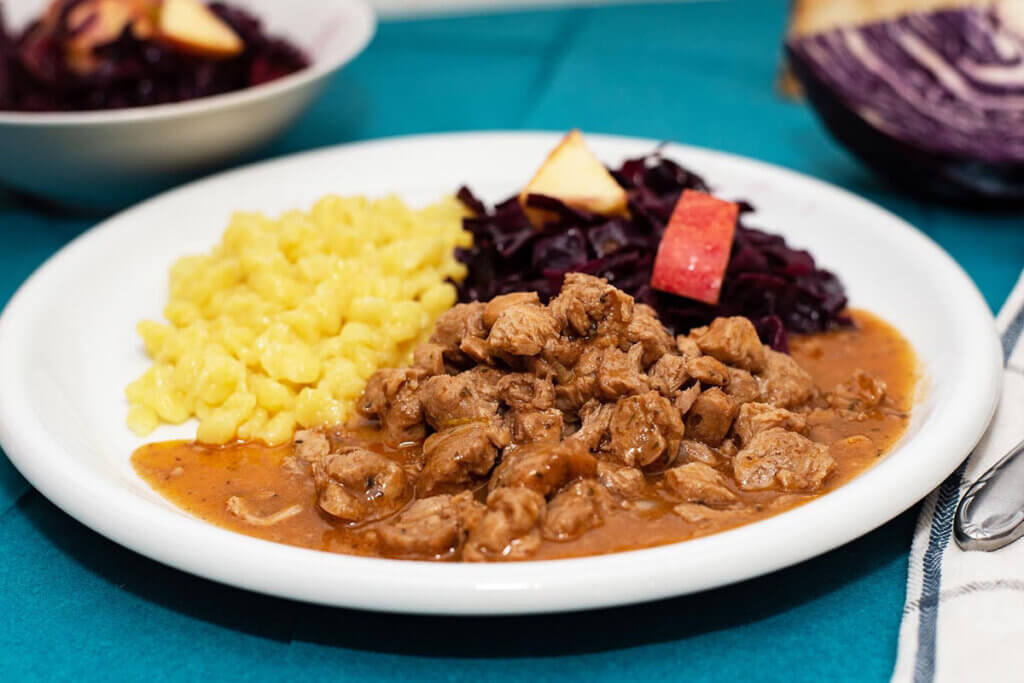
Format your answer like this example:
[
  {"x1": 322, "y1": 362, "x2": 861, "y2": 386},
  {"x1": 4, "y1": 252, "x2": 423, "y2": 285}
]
[
  {"x1": 650, "y1": 189, "x2": 739, "y2": 305},
  {"x1": 130, "y1": 0, "x2": 161, "y2": 40},
  {"x1": 65, "y1": 0, "x2": 142, "y2": 73},
  {"x1": 519, "y1": 129, "x2": 629, "y2": 228},
  {"x1": 131, "y1": 14, "x2": 156, "y2": 40},
  {"x1": 158, "y1": 0, "x2": 244, "y2": 59},
  {"x1": 65, "y1": 0, "x2": 158, "y2": 47}
]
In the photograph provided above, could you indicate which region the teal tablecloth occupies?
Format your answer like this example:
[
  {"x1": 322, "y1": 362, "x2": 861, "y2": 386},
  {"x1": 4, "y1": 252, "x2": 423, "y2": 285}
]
[{"x1": 2, "y1": 2, "x2": 1022, "y2": 681}]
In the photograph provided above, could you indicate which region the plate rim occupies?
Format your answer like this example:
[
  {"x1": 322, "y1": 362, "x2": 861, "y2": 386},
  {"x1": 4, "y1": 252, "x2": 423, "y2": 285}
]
[{"x1": 0, "y1": 130, "x2": 1003, "y2": 615}]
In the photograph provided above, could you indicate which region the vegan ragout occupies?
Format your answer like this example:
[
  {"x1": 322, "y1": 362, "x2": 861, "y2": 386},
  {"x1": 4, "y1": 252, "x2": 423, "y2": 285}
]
[{"x1": 130, "y1": 131, "x2": 918, "y2": 562}]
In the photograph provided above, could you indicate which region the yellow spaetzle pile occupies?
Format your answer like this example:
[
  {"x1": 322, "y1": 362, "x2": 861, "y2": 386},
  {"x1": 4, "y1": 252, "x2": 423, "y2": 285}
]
[{"x1": 126, "y1": 194, "x2": 471, "y2": 445}]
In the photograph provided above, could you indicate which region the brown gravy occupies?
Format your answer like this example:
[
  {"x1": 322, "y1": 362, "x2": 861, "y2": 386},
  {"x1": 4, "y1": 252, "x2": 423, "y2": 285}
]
[{"x1": 133, "y1": 309, "x2": 917, "y2": 560}]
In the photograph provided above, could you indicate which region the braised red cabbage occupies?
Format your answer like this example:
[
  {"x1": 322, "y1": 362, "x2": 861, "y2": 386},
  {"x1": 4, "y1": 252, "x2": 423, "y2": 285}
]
[
  {"x1": 0, "y1": 1, "x2": 308, "y2": 112},
  {"x1": 455, "y1": 153, "x2": 849, "y2": 351},
  {"x1": 787, "y1": 4, "x2": 1024, "y2": 202}
]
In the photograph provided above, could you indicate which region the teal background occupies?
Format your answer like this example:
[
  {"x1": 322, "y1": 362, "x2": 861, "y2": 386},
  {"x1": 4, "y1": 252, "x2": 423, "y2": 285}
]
[{"x1": 2, "y1": 2, "x2": 1022, "y2": 681}]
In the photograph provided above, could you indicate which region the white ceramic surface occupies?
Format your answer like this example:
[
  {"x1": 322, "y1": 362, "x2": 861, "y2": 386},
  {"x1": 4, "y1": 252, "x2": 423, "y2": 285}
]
[
  {"x1": 0, "y1": 0, "x2": 375, "y2": 209},
  {"x1": 0, "y1": 132, "x2": 1002, "y2": 615}
]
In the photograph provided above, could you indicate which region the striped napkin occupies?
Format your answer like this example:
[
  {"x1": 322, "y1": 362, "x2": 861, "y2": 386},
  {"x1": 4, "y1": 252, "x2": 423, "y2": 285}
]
[{"x1": 892, "y1": 269, "x2": 1024, "y2": 683}]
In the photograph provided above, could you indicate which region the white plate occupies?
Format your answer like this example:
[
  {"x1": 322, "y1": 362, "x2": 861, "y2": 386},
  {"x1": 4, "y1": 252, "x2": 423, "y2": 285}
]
[{"x1": 0, "y1": 132, "x2": 1002, "y2": 615}]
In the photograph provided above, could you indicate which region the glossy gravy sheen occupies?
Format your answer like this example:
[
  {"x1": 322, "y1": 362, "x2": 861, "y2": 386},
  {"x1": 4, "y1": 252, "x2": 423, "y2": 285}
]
[{"x1": 133, "y1": 310, "x2": 917, "y2": 560}]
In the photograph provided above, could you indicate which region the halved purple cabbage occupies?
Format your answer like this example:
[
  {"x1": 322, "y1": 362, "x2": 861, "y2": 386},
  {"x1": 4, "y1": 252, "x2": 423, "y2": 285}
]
[
  {"x1": 455, "y1": 153, "x2": 849, "y2": 351},
  {"x1": 787, "y1": 3, "x2": 1024, "y2": 202}
]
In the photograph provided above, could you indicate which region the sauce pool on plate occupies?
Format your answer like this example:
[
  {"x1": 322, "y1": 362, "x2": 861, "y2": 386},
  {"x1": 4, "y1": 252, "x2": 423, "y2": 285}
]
[{"x1": 133, "y1": 309, "x2": 917, "y2": 561}]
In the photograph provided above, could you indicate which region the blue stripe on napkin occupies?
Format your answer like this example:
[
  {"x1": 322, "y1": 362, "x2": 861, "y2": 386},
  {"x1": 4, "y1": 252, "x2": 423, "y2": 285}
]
[
  {"x1": 913, "y1": 463, "x2": 966, "y2": 683},
  {"x1": 1003, "y1": 306, "x2": 1024, "y2": 362}
]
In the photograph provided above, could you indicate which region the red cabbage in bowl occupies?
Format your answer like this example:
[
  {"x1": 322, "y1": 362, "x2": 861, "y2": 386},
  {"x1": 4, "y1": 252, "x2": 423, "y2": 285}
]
[
  {"x1": 0, "y1": 1, "x2": 308, "y2": 112},
  {"x1": 455, "y1": 152, "x2": 849, "y2": 352}
]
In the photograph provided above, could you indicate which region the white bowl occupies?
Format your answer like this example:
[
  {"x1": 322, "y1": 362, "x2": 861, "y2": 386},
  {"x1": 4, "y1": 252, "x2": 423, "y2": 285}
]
[
  {"x1": 0, "y1": 132, "x2": 1001, "y2": 615},
  {"x1": 0, "y1": 0, "x2": 375, "y2": 209}
]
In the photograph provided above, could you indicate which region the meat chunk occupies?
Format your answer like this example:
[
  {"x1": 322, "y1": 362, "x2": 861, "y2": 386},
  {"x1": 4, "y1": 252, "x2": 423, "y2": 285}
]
[
  {"x1": 542, "y1": 479, "x2": 612, "y2": 541},
  {"x1": 679, "y1": 439, "x2": 720, "y2": 467},
  {"x1": 359, "y1": 368, "x2": 427, "y2": 445},
  {"x1": 663, "y1": 462, "x2": 737, "y2": 505},
  {"x1": 528, "y1": 355, "x2": 566, "y2": 385},
  {"x1": 687, "y1": 356, "x2": 729, "y2": 386},
  {"x1": 487, "y1": 303, "x2": 559, "y2": 356},
  {"x1": 649, "y1": 354, "x2": 690, "y2": 397},
  {"x1": 732, "y1": 402, "x2": 808, "y2": 446},
  {"x1": 461, "y1": 366, "x2": 505, "y2": 403},
  {"x1": 724, "y1": 367, "x2": 761, "y2": 404},
  {"x1": 567, "y1": 399, "x2": 613, "y2": 451},
  {"x1": 312, "y1": 447, "x2": 409, "y2": 522},
  {"x1": 463, "y1": 487, "x2": 546, "y2": 561},
  {"x1": 685, "y1": 387, "x2": 739, "y2": 446},
  {"x1": 626, "y1": 304, "x2": 675, "y2": 366},
  {"x1": 429, "y1": 302, "x2": 487, "y2": 365},
  {"x1": 757, "y1": 350, "x2": 816, "y2": 409},
  {"x1": 497, "y1": 373, "x2": 555, "y2": 411},
  {"x1": 733, "y1": 428, "x2": 835, "y2": 492},
  {"x1": 293, "y1": 429, "x2": 329, "y2": 462},
  {"x1": 673, "y1": 503, "x2": 742, "y2": 525},
  {"x1": 459, "y1": 335, "x2": 492, "y2": 364},
  {"x1": 419, "y1": 373, "x2": 499, "y2": 431},
  {"x1": 597, "y1": 461, "x2": 646, "y2": 499},
  {"x1": 489, "y1": 440, "x2": 598, "y2": 497},
  {"x1": 673, "y1": 382, "x2": 702, "y2": 414},
  {"x1": 418, "y1": 423, "x2": 503, "y2": 496},
  {"x1": 597, "y1": 344, "x2": 650, "y2": 399},
  {"x1": 827, "y1": 369, "x2": 887, "y2": 411},
  {"x1": 540, "y1": 335, "x2": 584, "y2": 368},
  {"x1": 549, "y1": 273, "x2": 634, "y2": 338},
  {"x1": 510, "y1": 409, "x2": 564, "y2": 445},
  {"x1": 609, "y1": 391, "x2": 685, "y2": 469},
  {"x1": 554, "y1": 343, "x2": 601, "y2": 411},
  {"x1": 483, "y1": 291, "x2": 541, "y2": 327},
  {"x1": 693, "y1": 317, "x2": 767, "y2": 372},
  {"x1": 412, "y1": 343, "x2": 446, "y2": 376},
  {"x1": 376, "y1": 491, "x2": 485, "y2": 559},
  {"x1": 675, "y1": 335, "x2": 702, "y2": 360}
]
